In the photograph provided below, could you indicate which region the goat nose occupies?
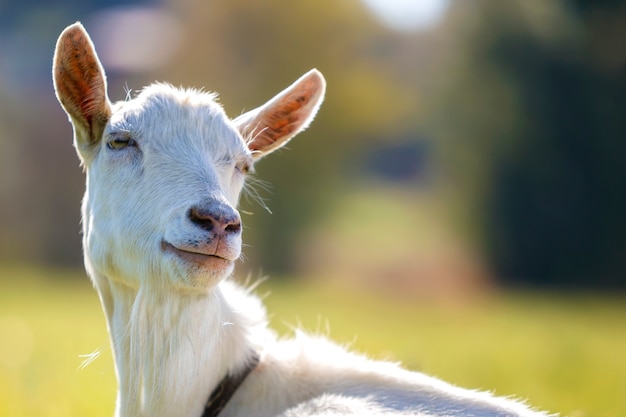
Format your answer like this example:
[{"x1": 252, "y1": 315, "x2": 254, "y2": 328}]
[{"x1": 188, "y1": 205, "x2": 242, "y2": 234}]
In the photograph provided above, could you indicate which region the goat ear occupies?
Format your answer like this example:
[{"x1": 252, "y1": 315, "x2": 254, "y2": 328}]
[
  {"x1": 234, "y1": 69, "x2": 326, "y2": 160},
  {"x1": 53, "y1": 22, "x2": 111, "y2": 156}
]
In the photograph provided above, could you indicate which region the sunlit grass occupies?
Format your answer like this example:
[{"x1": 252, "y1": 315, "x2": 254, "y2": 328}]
[
  {"x1": 0, "y1": 265, "x2": 624, "y2": 417},
  {"x1": 0, "y1": 266, "x2": 115, "y2": 417}
]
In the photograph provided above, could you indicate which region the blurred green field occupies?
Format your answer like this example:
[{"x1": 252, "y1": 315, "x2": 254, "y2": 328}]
[{"x1": 0, "y1": 265, "x2": 624, "y2": 417}]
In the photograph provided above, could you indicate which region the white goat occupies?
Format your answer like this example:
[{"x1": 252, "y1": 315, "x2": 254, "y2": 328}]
[{"x1": 53, "y1": 22, "x2": 552, "y2": 417}]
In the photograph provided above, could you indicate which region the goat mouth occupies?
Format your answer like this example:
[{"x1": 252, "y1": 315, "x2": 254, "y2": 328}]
[{"x1": 162, "y1": 242, "x2": 232, "y2": 268}]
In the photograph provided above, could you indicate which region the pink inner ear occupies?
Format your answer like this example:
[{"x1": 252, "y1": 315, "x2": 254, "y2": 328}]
[
  {"x1": 243, "y1": 70, "x2": 325, "y2": 156},
  {"x1": 248, "y1": 106, "x2": 302, "y2": 152},
  {"x1": 53, "y1": 23, "x2": 110, "y2": 138}
]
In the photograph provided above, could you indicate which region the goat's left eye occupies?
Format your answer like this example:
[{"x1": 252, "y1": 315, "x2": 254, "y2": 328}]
[{"x1": 107, "y1": 136, "x2": 136, "y2": 150}]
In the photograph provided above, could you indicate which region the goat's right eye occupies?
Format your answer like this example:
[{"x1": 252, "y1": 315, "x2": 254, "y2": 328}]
[{"x1": 107, "y1": 136, "x2": 136, "y2": 150}]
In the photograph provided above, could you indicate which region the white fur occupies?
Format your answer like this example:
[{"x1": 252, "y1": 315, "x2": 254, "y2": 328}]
[{"x1": 53, "y1": 22, "x2": 553, "y2": 417}]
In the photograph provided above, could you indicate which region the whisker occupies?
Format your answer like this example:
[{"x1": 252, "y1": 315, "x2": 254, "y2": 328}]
[{"x1": 243, "y1": 175, "x2": 273, "y2": 214}]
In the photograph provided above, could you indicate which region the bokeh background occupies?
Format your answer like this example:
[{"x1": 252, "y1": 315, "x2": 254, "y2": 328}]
[
  {"x1": 1, "y1": 1, "x2": 625, "y2": 416},
  {"x1": 1, "y1": 0, "x2": 625, "y2": 291}
]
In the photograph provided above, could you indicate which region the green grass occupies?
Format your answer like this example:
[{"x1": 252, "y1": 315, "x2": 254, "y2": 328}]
[{"x1": 1, "y1": 265, "x2": 625, "y2": 417}]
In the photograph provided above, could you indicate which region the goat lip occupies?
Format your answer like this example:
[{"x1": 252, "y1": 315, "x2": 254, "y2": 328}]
[{"x1": 162, "y1": 242, "x2": 232, "y2": 267}]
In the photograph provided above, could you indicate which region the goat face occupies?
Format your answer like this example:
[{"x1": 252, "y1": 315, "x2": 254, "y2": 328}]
[
  {"x1": 53, "y1": 22, "x2": 325, "y2": 292},
  {"x1": 82, "y1": 86, "x2": 250, "y2": 291}
]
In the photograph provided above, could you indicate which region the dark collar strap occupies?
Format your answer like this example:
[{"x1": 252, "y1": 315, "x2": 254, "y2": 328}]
[{"x1": 202, "y1": 352, "x2": 260, "y2": 417}]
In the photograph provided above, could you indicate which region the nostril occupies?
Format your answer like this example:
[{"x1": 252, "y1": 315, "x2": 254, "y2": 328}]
[
  {"x1": 225, "y1": 221, "x2": 241, "y2": 234},
  {"x1": 188, "y1": 206, "x2": 242, "y2": 234},
  {"x1": 188, "y1": 207, "x2": 215, "y2": 231}
]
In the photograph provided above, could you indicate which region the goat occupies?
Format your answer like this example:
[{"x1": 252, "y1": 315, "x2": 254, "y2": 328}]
[{"x1": 53, "y1": 22, "x2": 552, "y2": 417}]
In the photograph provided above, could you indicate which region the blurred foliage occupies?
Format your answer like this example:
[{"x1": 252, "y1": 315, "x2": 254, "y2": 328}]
[
  {"x1": 432, "y1": 1, "x2": 626, "y2": 287},
  {"x1": 0, "y1": 0, "x2": 624, "y2": 288}
]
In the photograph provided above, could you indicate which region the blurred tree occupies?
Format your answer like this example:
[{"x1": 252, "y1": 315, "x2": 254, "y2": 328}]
[{"x1": 434, "y1": 0, "x2": 626, "y2": 288}]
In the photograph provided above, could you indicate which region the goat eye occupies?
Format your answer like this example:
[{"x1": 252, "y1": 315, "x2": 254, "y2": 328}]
[
  {"x1": 107, "y1": 136, "x2": 136, "y2": 150},
  {"x1": 236, "y1": 162, "x2": 250, "y2": 174}
]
